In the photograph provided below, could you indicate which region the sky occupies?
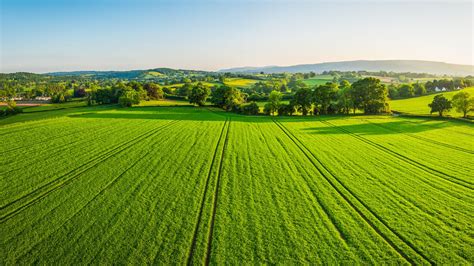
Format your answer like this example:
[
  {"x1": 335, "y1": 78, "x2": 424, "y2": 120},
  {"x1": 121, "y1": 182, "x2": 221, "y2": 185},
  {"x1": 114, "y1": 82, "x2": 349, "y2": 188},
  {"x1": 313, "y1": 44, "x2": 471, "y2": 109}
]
[{"x1": 1, "y1": 0, "x2": 473, "y2": 73}]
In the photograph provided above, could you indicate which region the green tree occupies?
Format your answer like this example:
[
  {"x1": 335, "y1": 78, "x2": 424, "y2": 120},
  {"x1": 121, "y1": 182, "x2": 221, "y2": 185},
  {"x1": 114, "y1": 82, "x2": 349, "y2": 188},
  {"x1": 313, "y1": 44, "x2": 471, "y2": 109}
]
[
  {"x1": 119, "y1": 90, "x2": 140, "y2": 107},
  {"x1": 398, "y1": 84, "x2": 415, "y2": 98},
  {"x1": 413, "y1": 83, "x2": 426, "y2": 96},
  {"x1": 144, "y1": 83, "x2": 164, "y2": 100},
  {"x1": 429, "y1": 95, "x2": 452, "y2": 117},
  {"x1": 337, "y1": 80, "x2": 352, "y2": 114},
  {"x1": 291, "y1": 87, "x2": 312, "y2": 115},
  {"x1": 451, "y1": 91, "x2": 474, "y2": 118},
  {"x1": 350, "y1": 78, "x2": 389, "y2": 114},
  {"x1": 268, "y1": 90, "x2": 282, "y2": 115},
  {"x1": 188, "y1": 83, "x2": 210, "y2": 106},
  {"x1": 241, "y1": 102, "x2": 260, "y2": 115},
  {"x1": 178, "y1": 83, "x2": 193, "y2": 97},
  {"x1": 210, "y1": 86, "x2": 243, "y2": 111},
  {"x1": 313, "y1": 82, "x2": 338, "y2": 115}
]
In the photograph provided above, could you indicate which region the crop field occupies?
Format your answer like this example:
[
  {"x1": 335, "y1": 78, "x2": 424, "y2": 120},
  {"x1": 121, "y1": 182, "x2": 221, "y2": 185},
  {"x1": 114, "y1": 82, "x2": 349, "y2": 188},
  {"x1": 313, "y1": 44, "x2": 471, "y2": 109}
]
[
  {"x1": 390, "y1": 87, "x2": 474, "y2": 117},
  {"x1": 1, "y1": 106, "x2": 473, "y2": 264}
]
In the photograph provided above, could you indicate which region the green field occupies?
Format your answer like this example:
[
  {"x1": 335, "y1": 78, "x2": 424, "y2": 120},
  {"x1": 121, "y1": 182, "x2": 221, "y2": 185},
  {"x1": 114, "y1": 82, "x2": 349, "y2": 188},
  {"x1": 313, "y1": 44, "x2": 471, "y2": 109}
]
[
  {"x1": 301, "y1": 75, "x2": 334, "y2": 86},
  {"x1": 223, "y1": 78, "x2": 259, "y2": 88},
  {"x1": 390, "y1": 87, "x2": 474, "y2": 117},
  {"x1": 1, "y1": 105, "x2": 473, "y2": 264}
]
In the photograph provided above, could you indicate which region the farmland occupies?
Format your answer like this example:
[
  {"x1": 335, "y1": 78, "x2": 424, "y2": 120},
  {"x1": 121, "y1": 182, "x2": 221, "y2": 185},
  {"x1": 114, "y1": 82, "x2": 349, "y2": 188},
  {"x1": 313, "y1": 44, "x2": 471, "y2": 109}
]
[
  {"x1": 390, "y1": 87, "x2": 474, "y2": 117},
  {"x1": 1, "y1": 106, "x2": 473, "y2": 264}
]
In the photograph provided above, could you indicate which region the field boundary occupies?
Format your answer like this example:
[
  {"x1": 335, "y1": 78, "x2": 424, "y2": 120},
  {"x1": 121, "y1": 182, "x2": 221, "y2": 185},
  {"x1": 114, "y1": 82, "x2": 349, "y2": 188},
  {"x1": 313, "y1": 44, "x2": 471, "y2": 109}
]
[
  {"x1": 321, "y1": 120, "x2": 473, "y2": 190},
  {"x1": 272, "y1": 118, "x2": 433, "y2": 265},
  {"x1": 0, "y1": 120, "x2": 180, "y2": 223},
  {"x1": 187, "y1": 118, "x2": 228, "y2": 265}
]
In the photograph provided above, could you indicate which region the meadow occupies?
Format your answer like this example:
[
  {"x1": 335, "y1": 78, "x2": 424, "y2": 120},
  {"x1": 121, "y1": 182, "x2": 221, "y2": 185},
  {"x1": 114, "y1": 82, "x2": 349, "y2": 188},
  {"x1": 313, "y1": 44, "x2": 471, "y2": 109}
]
[
  {"x1": 1, "y1": 105, "x2": 473, "y2": 264},
  {"x1": 390, "y1": 87, "x2": 474, "y2": 117}
]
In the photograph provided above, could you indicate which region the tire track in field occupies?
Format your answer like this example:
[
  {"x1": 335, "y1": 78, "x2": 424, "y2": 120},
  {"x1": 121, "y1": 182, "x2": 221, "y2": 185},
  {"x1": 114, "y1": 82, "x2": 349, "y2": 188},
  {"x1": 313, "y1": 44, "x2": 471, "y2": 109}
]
[
  {"x1": 187, "y1": 117, "x2": 230, "y2": 265},
  {"x1": 13, "y1": 150, "x2": 152, "y2": 261},
  {"x1": 0, "y1": 120, "x2": 180, "y2": 223},
  {"x1": 362, "y1": 119, "x2": 474, "y2": 155},
  {"x1": 321, "y1": 120, "x2": 473, "y2": 190},
  {"x1": 0, "y1": 120, "x2": 150, "y2": 178},
  {"x1": 205, "y1": 118, "x2": 231, "y2": 265},
  {"x1": 187, "y1": 118, "x2": 228, "y2": 265},
  {"x1": 0, "y1": 120, "x2": 133, "y2": 155},
  {"x1": 272, "y1": 119, "x2": 432, "y2": 265}
]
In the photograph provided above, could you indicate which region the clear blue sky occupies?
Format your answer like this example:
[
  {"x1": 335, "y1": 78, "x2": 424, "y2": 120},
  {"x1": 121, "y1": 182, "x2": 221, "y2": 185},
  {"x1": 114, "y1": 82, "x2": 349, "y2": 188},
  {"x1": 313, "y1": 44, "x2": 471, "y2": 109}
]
[{"x1": 1, "y1": 0, "x2": 472, "y2": 73}]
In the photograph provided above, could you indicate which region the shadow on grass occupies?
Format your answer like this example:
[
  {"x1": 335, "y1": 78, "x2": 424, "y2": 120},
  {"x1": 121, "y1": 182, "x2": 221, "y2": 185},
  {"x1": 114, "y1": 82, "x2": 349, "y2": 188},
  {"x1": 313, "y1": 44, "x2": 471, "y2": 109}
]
[
  {"x1": 301, "y1": 119, "x2": 460, "y2": 135},
  {"x1": 67, "y1": 106, "x2": 470, "y2": 134}
]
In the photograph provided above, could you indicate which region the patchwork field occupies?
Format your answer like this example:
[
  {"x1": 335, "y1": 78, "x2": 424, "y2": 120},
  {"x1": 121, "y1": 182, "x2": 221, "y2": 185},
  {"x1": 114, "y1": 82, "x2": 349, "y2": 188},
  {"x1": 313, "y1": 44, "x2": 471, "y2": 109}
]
[{"x1": 1, "y1": 106, "x2": 473, "y2": 264}]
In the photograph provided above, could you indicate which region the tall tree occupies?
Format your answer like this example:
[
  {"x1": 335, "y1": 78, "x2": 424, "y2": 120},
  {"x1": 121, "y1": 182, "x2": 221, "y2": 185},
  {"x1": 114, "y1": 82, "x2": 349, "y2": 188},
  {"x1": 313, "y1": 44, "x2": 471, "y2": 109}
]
[
  {"x1": 398, "y1": 84, "x2": 415, "y2": 98},
  {"x1": 268, "y1": 90, "x2": 282, "y2": 115},
  {"x1": 188, "y1": 83, "x2": 211, "y2": 106},
  {"x1": 451, "y1": 91, "x2": 474, "y2": 118},
  {"x1": 313, "y1": 82, "x2": 338, "y2": 115},
  {"x1": 350, "y1": 77, "x2": 389, "y2": 114},
  {"x1": 291, "y1": 87, "x2": 312, "y2": 115},
  {"x1": 210, "y1": 85, "x2": 243, "y2": 111}
]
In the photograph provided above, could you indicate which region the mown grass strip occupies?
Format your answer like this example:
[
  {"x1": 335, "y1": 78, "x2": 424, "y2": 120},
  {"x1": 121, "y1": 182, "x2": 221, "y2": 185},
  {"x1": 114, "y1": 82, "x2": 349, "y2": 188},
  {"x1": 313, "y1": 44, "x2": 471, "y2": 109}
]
[
  {"x1": 187, "y1": 118, "x2": 228, "y2": 265},
  {"x1": 321, "y1": 120, "x2": 474, "y2": 190},
  {"x1": 273, "y1": 118, "x2": 432, "y2": 265},
  {"x1": 0, "y1": 120, "x2": 180, "y2": 222}
]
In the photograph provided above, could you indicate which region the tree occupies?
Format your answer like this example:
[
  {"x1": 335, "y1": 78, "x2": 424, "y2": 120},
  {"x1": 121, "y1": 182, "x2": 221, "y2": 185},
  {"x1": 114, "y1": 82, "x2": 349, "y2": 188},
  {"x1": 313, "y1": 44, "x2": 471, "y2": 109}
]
[
  {"x1": 291, "y1": 87, "x2": 312, "y2": 115},
  {"x1": 451, "y1": 91, "x2": 474, "y2": 118},
  {"x1": 178, "y1": 82, "x2": 193, "y2": 97},
  {"x1": 119, "y1": 90, "x2": 140, "y2": 107},
  {"x1": 388, "y1": 84, "x2": 399, "y2": 99},
  {"x1": 267, "y1": 90, "x2": 282, "y2": 115},
  {"x1": 241, "y1": 102, "x2": 260, "y2": 115},
  {"x1": 350, "y1": 78, "x2": 389, "y2": 114},
  {"x1": 313, "y1": 82, "x2": 338, "y2": 115},
  {"x1": 397, "y1": 84, "x2": 415, "y2": 98},
  {"x1": 144, "y1": 83, "x2": 164, "y2": 100},
  {"x1": 413, "y1": 83, "x2": 426, "y2": 96},
  {"x1": 210, "y1": 86, "x2": 243, "y2": 111},
  {"x1": 337, "y1": 80, "x2": 352, "y2": 114},
  {"x1": 188, "y1": 83, "x2": 210, "y2": 106},
  {"x1": 277, "y1": 104, "x2": 295, "y2": 116},
  {"x1": 429, "y1": 95, "x2": 452, "y2": 117}
]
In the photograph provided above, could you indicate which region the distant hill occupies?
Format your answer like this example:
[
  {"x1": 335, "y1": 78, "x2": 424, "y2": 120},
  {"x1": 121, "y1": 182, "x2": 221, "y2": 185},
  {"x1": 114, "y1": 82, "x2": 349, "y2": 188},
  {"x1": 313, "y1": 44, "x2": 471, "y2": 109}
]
[
  {"x1": 47, "y1": 68, "x2": 211, "y2": 79},
  {"x1": 219, "y1": 60, "x2": 474, "y2": 76}
]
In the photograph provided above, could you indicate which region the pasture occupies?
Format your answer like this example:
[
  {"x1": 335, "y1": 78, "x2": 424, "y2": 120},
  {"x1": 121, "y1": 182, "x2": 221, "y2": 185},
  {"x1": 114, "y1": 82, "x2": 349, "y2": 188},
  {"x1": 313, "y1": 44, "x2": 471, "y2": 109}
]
[
  {"x1": 390, "y1": 87, "x2": 474, "y2": 117},
  {"x1": 301, "y1": 75, "x2": 334, "y2": 86},
  {"x1": 1, "y1": 106, "x2": 473, "y2": 264},
  {"x1": 223, "y1": 78, "x2": 260, "y2": 88}
]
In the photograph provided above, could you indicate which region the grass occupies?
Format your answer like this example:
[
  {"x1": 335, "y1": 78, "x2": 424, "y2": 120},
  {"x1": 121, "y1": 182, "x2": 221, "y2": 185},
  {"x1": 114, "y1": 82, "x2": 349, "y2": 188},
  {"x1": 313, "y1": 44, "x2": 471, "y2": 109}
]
[
  {"x1": 223, "y1": 78, "x2": 259, "y2": 88},
  {"x1": 1, "y1": 106, "x2": 473, "y2": 264},
  {"x1": 301, "y1": 75, "x2": 334, "y2": 86},
  {"x1": 390, "y1": 87, "x2": 474, "y2": 117},
  {"x1": 137, "y1": 99, "x2": 192, "y2": 107}
]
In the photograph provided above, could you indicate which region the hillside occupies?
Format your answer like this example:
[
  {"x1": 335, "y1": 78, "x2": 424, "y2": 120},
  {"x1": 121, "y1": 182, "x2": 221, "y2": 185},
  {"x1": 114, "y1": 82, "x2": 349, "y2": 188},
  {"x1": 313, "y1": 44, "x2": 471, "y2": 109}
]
[
  {"x1": 390, "y1": 87, "x2": 474, "y2": 117},
  {"x1": 47, "y1": 68, "x2": 211, "y2": 79},
  {"x1": 220, "y1": 60, "x2": 474, "y2": 76}
]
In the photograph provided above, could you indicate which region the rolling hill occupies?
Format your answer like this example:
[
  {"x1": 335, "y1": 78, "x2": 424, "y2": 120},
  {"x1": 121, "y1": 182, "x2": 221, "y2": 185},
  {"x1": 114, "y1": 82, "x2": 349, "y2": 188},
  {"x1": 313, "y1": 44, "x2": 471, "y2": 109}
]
[{"x1": 220, "y1": 60, "x2": 474, "y2": 76}]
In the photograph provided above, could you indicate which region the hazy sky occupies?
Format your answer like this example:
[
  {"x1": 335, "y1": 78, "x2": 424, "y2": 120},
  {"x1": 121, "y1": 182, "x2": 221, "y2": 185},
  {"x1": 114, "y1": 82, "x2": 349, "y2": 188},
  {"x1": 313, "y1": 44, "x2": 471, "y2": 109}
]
[{"x1": 1, "y1": 0, "x2": 473, "y2": 73}]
